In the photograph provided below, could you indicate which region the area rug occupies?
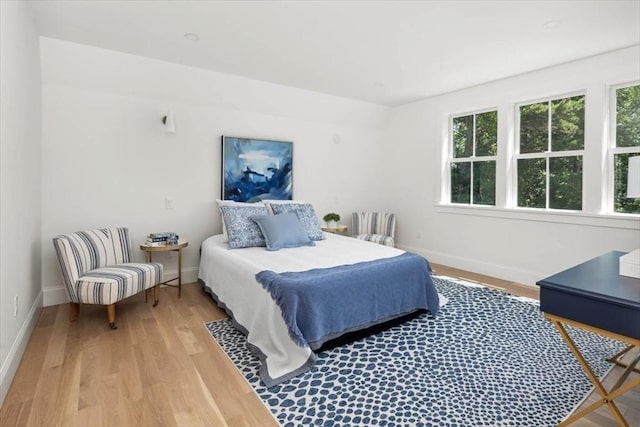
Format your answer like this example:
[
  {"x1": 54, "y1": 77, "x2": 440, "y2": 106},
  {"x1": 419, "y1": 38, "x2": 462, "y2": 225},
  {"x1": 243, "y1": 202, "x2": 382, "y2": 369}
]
[{"x1": 206, "y1": 276, "x2": 626, "y2": 427}]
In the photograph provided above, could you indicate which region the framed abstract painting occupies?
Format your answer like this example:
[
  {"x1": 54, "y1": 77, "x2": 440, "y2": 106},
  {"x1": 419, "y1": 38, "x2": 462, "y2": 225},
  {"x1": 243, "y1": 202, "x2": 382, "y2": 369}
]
[{"x1": 221, "y1": 136, "x2": 293, "y2": 202}]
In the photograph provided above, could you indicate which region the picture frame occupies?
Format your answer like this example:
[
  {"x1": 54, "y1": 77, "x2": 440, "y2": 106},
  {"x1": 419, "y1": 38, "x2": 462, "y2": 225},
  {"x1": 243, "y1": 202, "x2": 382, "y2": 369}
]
[{"x1": 221, "y1": 136, "x2": 293, "y2": 202}]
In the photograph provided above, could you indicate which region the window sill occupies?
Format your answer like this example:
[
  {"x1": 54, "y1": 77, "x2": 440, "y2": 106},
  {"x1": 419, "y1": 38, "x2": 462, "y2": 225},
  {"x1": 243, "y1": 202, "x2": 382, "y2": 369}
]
[{"x1": 435, "y1": 204, "x2": 640, "y2": 230}]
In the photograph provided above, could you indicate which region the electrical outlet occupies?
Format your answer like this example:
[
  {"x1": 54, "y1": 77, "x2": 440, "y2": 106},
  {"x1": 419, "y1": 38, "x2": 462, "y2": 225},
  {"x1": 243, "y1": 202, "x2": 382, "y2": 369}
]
[
  {"x1": 13, "y1": 295, "x2": 18, "y2": 317},
  {"x1": 165, "y1": 197, "x2": 175, "y2": 210}
]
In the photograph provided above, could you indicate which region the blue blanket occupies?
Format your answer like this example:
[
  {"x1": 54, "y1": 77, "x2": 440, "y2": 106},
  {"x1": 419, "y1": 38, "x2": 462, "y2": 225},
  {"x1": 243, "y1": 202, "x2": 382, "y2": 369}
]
[{"x1": 255, "y1": 252, "x2": 439, "y2": 350}]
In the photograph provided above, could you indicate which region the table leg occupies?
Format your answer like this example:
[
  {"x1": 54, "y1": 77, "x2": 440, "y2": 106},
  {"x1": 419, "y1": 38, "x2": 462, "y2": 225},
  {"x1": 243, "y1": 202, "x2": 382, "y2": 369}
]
[
  {"x1": 552, "y1": 320, "x2": 628, "y2": 427},
  {"x1": 178, "y1": 247, "x2": 182, "y2": 298},
  {"x1": 610, "y1": 352, "x2": 640, "y2": 393},
  {"x1": 145, "y1": 251, "x2": 152, "y2": 303},
  {"x1": 607, "y1": 345, "x2": 640, "y2": 374}
]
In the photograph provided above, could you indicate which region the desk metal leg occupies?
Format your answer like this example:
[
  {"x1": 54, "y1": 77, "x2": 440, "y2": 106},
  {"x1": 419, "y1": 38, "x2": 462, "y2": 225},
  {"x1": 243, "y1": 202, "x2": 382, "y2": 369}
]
[
  {"x1": 611, "y1": 352, "x2": 640, "y2": 393},
  {"x1": 608, "y1": 345, "x2": 640, "y2": 375},
  {"x1": 551, "y1": 320, "x2": 631, "y2": 427}
]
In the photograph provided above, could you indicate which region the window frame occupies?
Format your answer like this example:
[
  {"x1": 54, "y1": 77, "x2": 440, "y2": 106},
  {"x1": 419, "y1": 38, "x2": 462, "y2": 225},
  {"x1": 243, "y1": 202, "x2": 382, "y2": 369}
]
[
  {"x1": 606, "y1": 81, "x2": 640, "y2": 215},
  {"x1": 448, "y1": 108, "x2": 498, "y2": 206},
  {"x1": 513, "y1": 92, "x2": 586, "y2": 211},
  {"x1": 439, "y1": 87, "x2": 638, "y2": 230}
]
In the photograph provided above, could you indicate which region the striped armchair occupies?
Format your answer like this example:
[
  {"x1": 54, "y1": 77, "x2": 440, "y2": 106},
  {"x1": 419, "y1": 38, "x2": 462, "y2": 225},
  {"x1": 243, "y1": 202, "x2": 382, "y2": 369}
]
[
  {"x1": 352, "y1": 212, "x2": 397, "y2": 247},
  {"x1": 53, "y1": 227, "x2": 163, "y2": 329}
]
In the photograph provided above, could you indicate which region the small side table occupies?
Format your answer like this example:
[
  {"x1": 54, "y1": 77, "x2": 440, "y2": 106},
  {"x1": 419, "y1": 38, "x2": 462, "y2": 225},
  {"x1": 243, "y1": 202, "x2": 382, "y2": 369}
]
[
  {"x1": 140, "y1": 240, "x2": 189, "y2": 298},
  {"x1": 322, "y1": 226, "x2": 349, "y2": 236}
]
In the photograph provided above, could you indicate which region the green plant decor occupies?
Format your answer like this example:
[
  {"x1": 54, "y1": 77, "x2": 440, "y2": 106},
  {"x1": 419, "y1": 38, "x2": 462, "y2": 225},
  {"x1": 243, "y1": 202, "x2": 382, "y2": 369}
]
[{"x1": 323, "y1": 213, "x2": 340, "y2": 223}]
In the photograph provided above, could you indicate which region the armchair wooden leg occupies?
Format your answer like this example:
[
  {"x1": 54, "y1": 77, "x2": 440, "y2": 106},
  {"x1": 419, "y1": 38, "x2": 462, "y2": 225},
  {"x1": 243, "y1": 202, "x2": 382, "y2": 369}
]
[
  {"x1": 69, "y1": 302, "x2": 80, "y2": 322},
  {"x1": 106, "y1": 304, "x2": 117, "y2": 330},
  {"x1": 153, "y1": 285, "x2": 159, "y2": 307}
]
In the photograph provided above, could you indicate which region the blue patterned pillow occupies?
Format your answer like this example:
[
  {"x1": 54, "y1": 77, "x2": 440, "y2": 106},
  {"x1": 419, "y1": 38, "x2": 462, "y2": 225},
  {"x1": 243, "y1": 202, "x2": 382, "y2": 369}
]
[
  {"x1": 252, "y1": 213, "x2": 315, "y2": 251},
  {"x1": 269, "y1": 203, "x2": 325, "y2": 241},
  {"x1": 220, "y1": 205, "x2": 268, "y2": 248}
]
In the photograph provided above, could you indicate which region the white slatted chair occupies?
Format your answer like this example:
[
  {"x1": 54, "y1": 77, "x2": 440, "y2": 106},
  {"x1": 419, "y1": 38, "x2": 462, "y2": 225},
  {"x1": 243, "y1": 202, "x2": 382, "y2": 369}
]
[
  {"x1": 351, "y1": 212, "x2": 397, "y2": 247},
  {"x1": 53, "y1": 227, "x2": 163, "y2": 329}
]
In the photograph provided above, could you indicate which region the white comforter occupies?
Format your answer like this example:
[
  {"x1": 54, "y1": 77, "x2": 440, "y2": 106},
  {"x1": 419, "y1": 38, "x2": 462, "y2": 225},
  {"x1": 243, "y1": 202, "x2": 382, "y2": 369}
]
[{"x1": 198, "y1": 233, "x2": 406, "y2": 386}]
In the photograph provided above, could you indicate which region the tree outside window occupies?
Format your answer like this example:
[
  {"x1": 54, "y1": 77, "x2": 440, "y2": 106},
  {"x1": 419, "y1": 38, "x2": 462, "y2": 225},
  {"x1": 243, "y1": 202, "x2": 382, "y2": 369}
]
[
  {"x1": 517, "y1": 95, "x2": 584, "y2": 210},
  {"x1": 450, "y1": 111, "x2": 497, "y2": 205},
  {"x1": 612, "y1": 84, "x2": 640, "y2": 214}
]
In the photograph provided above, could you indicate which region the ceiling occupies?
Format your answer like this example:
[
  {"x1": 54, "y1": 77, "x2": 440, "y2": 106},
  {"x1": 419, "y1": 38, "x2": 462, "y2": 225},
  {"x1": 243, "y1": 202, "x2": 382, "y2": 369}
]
[{"x1": 27, "y1": 0, "x2": 640, "y2": 106}]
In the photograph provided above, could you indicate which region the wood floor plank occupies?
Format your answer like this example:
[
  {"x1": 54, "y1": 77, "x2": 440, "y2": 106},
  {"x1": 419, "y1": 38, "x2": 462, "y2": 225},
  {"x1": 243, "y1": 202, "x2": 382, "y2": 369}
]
[
  {"x1": 76, "y1": 404, "x2": 104, "y2": 427},
  {"x1": 1, "y1": 265, "x2": 637, "y2": 426},
  {"x1": 191, "y1": 351, "x2": 277, "y2": 426},
  {"x1": 51, "y1": 347, "x2": 81, "y2": 427},
  {"x1": 0, "y1": 401, "x2": 22, "y2": 427},
  {"x1": 24, "y1": 364, "x2": 62, "y2": 427},
  {"x1": 3, "y1": 327, "x2": 52, "y2": 404}
]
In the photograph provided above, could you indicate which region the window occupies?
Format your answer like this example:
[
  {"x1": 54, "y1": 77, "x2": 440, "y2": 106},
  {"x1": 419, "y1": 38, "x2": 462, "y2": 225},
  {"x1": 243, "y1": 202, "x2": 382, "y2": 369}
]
[
  {"x1": 611, "y1": 84, "x2": 640, "y2": 214},
  {"x1": 449, "y1": 111, "x2": 497, "y2": 206},
  {"x1": 516, "y1": 95, "x2": 585, "y2": 210}
]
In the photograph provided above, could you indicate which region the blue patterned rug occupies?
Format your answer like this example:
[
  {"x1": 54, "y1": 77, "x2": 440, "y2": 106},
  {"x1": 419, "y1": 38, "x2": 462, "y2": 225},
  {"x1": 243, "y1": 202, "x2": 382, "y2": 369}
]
[{"x1": 206, "y1": 276, "x2": 625, "y2": 426}]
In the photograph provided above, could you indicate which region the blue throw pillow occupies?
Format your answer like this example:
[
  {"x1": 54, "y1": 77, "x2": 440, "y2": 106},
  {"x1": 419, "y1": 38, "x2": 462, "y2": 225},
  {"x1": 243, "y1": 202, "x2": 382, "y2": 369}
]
[
  {"x1": 252, "y1": 213, "x2": 315, "y2": 251},
  {"x1": 220, "y1": 204, "x2": 268, "y2": 249},
  {"x1": 268, "y1": 203, "x2": 325, "y2": 241}
]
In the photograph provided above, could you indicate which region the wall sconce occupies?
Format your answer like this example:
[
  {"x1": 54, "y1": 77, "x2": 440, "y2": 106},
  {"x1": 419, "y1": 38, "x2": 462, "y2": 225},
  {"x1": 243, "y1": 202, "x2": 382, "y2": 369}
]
[{"x1": 162, "y1": 111, "x2": 176, "y2": 133}]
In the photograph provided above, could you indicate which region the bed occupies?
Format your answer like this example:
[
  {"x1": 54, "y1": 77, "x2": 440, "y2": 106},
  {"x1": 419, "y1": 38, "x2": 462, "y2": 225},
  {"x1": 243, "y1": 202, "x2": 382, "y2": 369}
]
[{"x1": 198, "y1": 229, "x2": 441, "y2": 387}]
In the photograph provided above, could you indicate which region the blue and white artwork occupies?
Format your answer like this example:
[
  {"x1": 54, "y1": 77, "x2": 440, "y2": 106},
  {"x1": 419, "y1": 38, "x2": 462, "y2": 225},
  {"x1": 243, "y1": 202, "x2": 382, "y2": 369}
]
[{"x1": 222, "y1": 136, "x2": 293, "y2": 202}]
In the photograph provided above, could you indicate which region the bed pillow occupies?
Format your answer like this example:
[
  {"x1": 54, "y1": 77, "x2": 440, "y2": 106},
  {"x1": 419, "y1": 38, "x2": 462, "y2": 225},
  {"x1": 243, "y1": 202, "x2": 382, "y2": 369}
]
[
  {"x1": 263, "y1": 199, "x2": 304, "y2": 215},
  {"x1": 216, "y1": 200, "x2": 265, "y2": 242},
  {"x1": 252, "y1": 213, "x2": 315, "y2": 251},
  {"x1": 268, "y1": 202, "x2": 325, "y2": 241},
  {"x1": 220, "y1": 204, "x2": 268, "y2": 249}
]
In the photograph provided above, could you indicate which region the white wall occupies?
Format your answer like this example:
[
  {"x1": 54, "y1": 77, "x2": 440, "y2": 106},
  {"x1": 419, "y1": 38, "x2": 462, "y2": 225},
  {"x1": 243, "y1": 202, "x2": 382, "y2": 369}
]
[
  {"x1": 0, "y1": 1, "x2": 43, "y2": 407},
  {"x1": 382, "y1": 46, "x2": 640, "y2": 285},
  {"x1": 39, "y1": 38, "x2": 391, "y2": 305}
]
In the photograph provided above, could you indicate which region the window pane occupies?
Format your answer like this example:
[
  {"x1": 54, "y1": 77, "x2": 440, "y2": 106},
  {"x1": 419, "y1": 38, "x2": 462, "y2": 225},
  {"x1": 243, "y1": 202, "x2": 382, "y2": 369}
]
[
  {"x1": 520, "y1": 102, "x2": 548, "y2": 153},
  {"x1": 616, "y1": 85, "x2": 640, "y2": 148},
  {"x1": 453, "y1": 115, "x2": 473, "y2": 157},
  {"x1": 551, "y1": 96, "x2": 584, "y2": 151},
  {"x1": 549, "y1": 156, "x2": 582, "y2": 210},
  {"x1": 473, "y1": 161, "x2": 496, "y2": 205},
  {"x1": 476, "y1": 111, "x2": 497, "y2": 156},
  {"x1": 614, "y1": 153, "x2": 640, "y2": 214},
  {"x1": 518, "y1": 158, "x2": 546, "y2": 208},
  {"x1": 451, "y1": 162, "x2": 471, "y2": 203}
]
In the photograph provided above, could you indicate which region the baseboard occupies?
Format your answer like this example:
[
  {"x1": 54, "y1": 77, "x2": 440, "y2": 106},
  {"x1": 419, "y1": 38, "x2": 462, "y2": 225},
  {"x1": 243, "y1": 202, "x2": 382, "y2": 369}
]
[
  {"x1": 175, "y1": 266, "x2": 199, "y2": 285},
  {"x1": 43, "y1": 285, "x2": 69, "y2": 306},
  {"x1": 398, "y1": 244, "x2": 544, "y2": 287},
  {"x1": 0, "y1": 290, "x2": 42, "y2": 408},
  {"x1": 42, "y1": 266, "x2": 201, "y2": 307}
]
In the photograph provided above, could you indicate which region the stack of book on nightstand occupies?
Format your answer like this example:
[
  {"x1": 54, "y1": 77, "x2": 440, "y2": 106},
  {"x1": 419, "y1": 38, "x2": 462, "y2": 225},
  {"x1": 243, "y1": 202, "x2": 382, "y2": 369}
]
[{"x1": 145, "y1": 232, "x2": 179, "y2": 246}]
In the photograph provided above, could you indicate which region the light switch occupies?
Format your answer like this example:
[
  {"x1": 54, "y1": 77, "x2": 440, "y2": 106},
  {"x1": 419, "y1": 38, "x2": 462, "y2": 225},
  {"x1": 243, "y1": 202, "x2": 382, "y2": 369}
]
[{"x1": 165, "y1": 197, "x2": 175, "y2": 210}]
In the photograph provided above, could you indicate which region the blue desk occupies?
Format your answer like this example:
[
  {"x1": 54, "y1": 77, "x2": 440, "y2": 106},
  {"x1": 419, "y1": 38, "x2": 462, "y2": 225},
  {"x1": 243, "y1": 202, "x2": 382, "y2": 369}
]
[{"x1": 537, "y1": 251, "x2": 640, "y2": 427}]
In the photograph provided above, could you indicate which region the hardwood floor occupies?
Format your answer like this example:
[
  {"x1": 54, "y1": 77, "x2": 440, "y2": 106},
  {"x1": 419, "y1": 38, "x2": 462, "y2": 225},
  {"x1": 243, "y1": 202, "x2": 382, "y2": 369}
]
[
  {"x1": 0, "y1": 284, "x2": 277, "y2": 427},
  {"x1": 1, "y1": 264, "x2": 637, "y2": 426}
]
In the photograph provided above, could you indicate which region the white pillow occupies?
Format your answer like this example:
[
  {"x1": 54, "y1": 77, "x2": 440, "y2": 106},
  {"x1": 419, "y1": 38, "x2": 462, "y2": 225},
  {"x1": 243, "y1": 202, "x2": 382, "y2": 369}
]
[{"x1": 216, "y1": 199, "x2": 265, "y2": 242}]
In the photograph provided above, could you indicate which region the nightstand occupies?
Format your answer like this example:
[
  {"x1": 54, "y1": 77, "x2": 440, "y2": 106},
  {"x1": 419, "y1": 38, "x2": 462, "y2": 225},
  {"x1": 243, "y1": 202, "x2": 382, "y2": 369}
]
[
  {"x1": 322, "y1": 226, "x2": 349, "y2": 236},
  {"x1": 140, "y1": 240, "x2": 189, "y2": 297}
]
